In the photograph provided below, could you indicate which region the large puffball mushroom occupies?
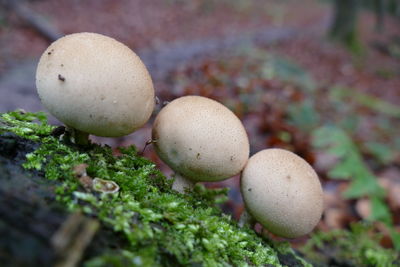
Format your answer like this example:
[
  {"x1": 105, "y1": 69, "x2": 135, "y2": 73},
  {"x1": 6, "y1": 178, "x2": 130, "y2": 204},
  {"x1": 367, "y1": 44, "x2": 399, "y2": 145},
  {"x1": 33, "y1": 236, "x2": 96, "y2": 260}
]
[
  {"x1": 240, "y1": 148, "x2": 323, "y2": 238},
  {"x1": 152, "y1": 95, "x2": 250, "y2": 192},
  {"x1": 36, "y1": 32, "x2": 155, "y2": 144}
]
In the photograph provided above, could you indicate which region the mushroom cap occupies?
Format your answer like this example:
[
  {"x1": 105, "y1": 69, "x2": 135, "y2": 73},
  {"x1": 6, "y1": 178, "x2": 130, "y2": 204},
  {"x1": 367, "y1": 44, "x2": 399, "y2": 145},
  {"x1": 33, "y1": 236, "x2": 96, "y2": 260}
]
[
  {"x1": 36, "y1": 32, "x2": 154, "y2": 137},
  {"x1": 152, "y1": 95, "x2": 249, "y2": 182},
  {"x1": 241, "y1": 148, "x2": 323, "y2": 238}
]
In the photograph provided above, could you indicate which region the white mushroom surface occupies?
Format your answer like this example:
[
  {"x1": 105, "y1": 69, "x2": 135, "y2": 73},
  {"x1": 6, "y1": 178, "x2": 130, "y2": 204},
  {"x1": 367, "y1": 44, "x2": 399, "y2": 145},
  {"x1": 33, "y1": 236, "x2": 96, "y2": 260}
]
[
  {"x1": 152, "y1": 95, "x2": 249, "y2": 182},
  {"x1": 36, "y1": 32, "x2": 154, "y2": 137},
  {"x1": 241, "y1": 148, "x2": 323, "y2": 238}
]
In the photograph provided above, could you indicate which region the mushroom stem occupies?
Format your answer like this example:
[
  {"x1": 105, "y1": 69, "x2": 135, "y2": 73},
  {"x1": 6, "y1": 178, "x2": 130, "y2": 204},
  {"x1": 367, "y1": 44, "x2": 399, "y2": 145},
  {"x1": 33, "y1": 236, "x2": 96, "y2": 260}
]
[
  {"x1": 67, "y1": 126, "x2": 90, "y2": 146},
  {"x1": 238, "y1": 209, "x2": 256, "y2": 228},
  {"x1": 172, "y1": 173, "x2": 195, "y2": 193}
]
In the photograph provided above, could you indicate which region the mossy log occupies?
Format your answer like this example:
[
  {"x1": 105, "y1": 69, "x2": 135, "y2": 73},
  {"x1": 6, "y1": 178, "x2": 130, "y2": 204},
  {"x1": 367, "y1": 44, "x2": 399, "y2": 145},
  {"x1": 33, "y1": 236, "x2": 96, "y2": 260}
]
[
  {"x1": 0, "y1": 111, "x2": 310, "y2": 267},
  {"x1": 0, "y1": 133, "x2": 119, "y2": 266}
]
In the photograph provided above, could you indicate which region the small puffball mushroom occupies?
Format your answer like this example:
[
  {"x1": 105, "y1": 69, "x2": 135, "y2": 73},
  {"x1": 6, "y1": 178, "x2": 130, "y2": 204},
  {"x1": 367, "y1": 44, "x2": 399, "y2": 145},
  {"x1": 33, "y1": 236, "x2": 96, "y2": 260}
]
[
  {"x1": 152, "y1": 95, "x2": 250, "y2": 192},
  {"x1": 36, "y1": 32, "x2": 154, "y2": 144},
  {"x1": 240, "y1": 148, "x2": 323, "y2": 238}
]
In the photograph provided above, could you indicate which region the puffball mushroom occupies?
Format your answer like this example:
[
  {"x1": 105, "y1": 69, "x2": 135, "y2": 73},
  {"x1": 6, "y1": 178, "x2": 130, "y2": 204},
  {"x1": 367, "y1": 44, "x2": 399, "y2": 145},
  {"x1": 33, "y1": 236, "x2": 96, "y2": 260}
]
[
  {"x1": 152, "y1": 95, "x2": 250, "y2": 192},
  {"x1": 240, "y1": 148, "x2": 323, "y2": 238},
  {"x1": 36, "y1": 32, "x2": 155, "y2": 144}
]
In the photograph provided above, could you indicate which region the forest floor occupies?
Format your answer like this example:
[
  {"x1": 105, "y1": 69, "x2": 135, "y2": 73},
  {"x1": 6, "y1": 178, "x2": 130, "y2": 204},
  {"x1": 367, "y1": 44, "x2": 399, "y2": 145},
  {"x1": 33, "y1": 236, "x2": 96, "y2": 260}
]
[{"x1": 1, "y1": 0, "x2": 400, "y2": 254}]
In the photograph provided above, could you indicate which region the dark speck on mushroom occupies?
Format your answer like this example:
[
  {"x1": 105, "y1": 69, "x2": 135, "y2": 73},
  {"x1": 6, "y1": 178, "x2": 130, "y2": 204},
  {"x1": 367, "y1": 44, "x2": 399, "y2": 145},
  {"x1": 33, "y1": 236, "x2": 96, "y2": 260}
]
[
  {"x1": 196, "y1": 153, "x2": 201, "y2": 159},
  {"x1": 248, "y1": 188, "x2": 252, "y2": 192},
  {"x1": 58, "y1": 74, "x2": 65, "y2": 82}
]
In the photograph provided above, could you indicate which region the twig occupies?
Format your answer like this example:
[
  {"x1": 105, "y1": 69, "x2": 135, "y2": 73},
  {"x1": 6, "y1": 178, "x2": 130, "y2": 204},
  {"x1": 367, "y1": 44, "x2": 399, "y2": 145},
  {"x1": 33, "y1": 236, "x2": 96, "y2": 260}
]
[
  {"x1": 51, "y1": 212, "x2": 99, "y2": 267},
  {"x1": 2, "y1": 0, "x2": 63, "y2": 42}
]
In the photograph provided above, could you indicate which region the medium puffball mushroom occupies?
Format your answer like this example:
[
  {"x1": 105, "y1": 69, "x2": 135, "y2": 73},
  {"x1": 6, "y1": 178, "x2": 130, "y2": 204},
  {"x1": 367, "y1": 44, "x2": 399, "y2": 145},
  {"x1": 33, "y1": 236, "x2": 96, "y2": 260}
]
[
  {"x1": 36, "y1": 32, "x2": 154, "y2": 144},
  {"x1": 240, "y1": 148, "x2": 323, "y2": 238},
  {"x1": 152, "y1": 95, "x2": 249, "y2": 192}
]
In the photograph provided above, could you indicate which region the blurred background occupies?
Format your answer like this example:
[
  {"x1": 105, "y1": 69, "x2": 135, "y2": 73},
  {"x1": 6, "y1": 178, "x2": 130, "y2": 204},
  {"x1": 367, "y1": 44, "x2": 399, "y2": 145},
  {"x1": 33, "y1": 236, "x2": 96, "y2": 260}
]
[{"x1": 1, "y1": 0, "x2": 400, "y2": 249}]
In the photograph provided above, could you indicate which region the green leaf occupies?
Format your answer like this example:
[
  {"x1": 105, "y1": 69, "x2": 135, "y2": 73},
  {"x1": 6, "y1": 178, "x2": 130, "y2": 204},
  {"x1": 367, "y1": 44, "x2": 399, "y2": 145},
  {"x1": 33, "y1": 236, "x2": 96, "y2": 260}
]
[
  {"x1": 313, "y1": 125, "x2": 385, "y2": 198},
  {"x1": 364, "y1": 142, "x2": 395, "y2": 165},
  {"x1": 330, "y1": 86, "x2": 400, "y2": 118},
  {"x1": 390, "y1": 229, "x2": 400, "y2": 251},
  {"x1": 328, "y1": 155, "x2": 357, "y2": 179},
  {"x1": 369, "y1": 197, "x2": 391, "y2": 224},
  {"x1": 343, "y1": 176, "x2": 381, "y2": 199},
  {"x1": 287, "y1": 100, "x2": 320, "y2": 132},
  {"x1": 312, "y1": 125, "x2": 397, "y2": 249}
]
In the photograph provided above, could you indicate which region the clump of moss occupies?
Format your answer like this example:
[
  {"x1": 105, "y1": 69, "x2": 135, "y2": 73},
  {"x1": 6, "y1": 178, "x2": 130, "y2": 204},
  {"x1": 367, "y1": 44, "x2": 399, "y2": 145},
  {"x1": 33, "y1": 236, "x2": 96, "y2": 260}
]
[
  {"x1": 0, "y1": 111, "x2": 308, "y2": 267},
  {"x1": 302, "y1": 222, "x2": 400, "y2": 267}
]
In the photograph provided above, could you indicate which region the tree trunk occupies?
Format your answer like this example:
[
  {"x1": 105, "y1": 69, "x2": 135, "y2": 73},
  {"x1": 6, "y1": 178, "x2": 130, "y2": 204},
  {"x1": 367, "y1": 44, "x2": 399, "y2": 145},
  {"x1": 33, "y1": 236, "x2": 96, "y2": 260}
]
[
  {"x1": 374, "y1": 0, "x2": 386, "y2": 31},
  {"x1": 329, "y1": 0, "x2": 361, "y2": 52}
]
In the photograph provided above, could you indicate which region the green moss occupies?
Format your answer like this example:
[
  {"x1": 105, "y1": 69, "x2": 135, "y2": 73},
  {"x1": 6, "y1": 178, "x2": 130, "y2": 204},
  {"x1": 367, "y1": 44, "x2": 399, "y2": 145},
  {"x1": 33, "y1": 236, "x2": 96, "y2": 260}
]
[
  {"x1": 302, "y1": 222, "x2": 400, "y2": 267},
  {"x1": 0, "y1": 111, "x2": 303, "y2": 267}
]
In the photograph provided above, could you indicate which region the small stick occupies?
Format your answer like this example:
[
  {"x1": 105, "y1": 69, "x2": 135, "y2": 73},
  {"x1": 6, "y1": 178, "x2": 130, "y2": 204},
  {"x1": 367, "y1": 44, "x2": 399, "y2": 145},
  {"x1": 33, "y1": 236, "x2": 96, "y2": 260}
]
[
  {"x1": 140, "y1": 139, "x2": 155, "y2": 155},
  {"x1": 2, "y1": 0, "x2": 63, "y2": 42},
  {"x1": 51, "y1": 212, "x2": 99, "y2": 267}
]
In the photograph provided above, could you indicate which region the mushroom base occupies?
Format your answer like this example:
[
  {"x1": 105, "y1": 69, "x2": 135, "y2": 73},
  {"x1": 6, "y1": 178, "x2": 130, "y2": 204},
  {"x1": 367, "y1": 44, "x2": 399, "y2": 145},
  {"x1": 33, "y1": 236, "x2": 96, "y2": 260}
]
[
  {"x1": 238, "y1": 209, "x2": 256, "y2": 228},
  {"x1": 171, "y1": 173, "x2": 195, "y2": 193},
  {"x1": 66, "y1": 126, "x2": 90, "y2": 146}
]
